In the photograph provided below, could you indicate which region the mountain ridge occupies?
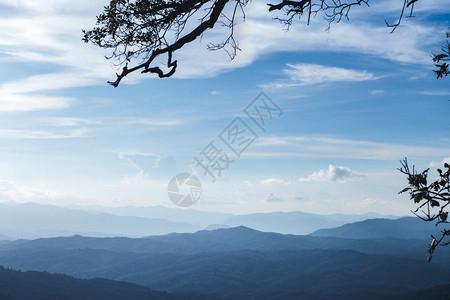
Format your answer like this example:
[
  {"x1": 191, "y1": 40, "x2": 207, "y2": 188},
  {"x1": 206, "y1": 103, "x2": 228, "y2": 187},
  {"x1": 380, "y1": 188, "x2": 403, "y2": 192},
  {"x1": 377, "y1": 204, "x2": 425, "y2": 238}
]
[
  {"x1": 0, "y1": 265, "x2": 217, "y2": 300},
  {"x1": 0, "y1": 201, "x2": 402, "y2": 239},
  {"x1": 310, "y1": 217, "x2": 437, "y2": 240}
]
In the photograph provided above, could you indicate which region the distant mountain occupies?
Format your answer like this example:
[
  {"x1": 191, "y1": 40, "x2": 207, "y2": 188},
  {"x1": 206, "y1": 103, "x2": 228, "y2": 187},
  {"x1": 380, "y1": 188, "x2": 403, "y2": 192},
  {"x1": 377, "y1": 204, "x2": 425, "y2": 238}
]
[
  {"x1": 0, "y1": 202, "x2": 402, "y2": 237},
  {"x1": 0, "y1": 234, "x2": 11, "y2": 241},
  {"x1": 204, "y1": 224, "x2": 230, "y2": 230},
  {"x1": 0, "y1": 226, "x2": 449, "y2": 299},
  {"x1": 0, "y1": 226, "x2": 307, "y2": 254},
  {"x1": 223, "y1": 211, "x2": 398, "y2": 235},
  {"x1": 71, "y1": 203, "x2": 399, "y2": 235},
  {"x1": 0, "y1": 202, "x2": 200, "y2": 239},
  {"x1": 0, "y1": 226, "x2": 363, "y2": 254},
  {"x1": 0, "y1": 226, "x2": 440, "y2": 260},
  {"x1": 310, "y1": 217, "x2": 437, "y2": 240},
  {"x1": 0, "y1": 266, "x2": 216, "y2": 300},
  {"x1": 74, "y1": 204, "x2": 232, "y2": 227}
]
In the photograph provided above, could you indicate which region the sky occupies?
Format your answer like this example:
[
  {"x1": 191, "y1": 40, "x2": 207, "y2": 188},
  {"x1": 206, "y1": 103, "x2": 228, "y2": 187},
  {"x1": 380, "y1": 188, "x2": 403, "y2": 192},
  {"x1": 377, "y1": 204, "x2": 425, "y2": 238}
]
[{"x1": 0, "y1": 0, "x2": 449, "y2": 215}]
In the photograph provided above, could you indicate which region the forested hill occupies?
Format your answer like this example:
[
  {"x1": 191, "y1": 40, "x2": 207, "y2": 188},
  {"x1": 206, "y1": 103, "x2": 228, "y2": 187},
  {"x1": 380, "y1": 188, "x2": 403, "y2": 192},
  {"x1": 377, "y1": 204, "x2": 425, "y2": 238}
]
[{"x1": 0, "y1": 266, "x2": 217, "y2": 300}]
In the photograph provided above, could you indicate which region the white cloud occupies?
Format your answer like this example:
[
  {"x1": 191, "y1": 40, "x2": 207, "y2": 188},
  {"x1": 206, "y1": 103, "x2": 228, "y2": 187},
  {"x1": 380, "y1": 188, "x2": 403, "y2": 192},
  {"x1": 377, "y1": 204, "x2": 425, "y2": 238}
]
[
  {"x1": 271, "y1": 64, "x2": 379, "y2": 87},
  {"x1": 0, "y1": 93, "x2": 72, "y2": 112},
  {"x1": 417, "y1": 90, "x2": 450, "y2": 96},
  {"x1": 0, "y1": 128, "x2": 88, "y2": 139},
  {"x1": 0, "y1": 2, "x2": 114, "y2": 112},
  {"x1": 429, "y1": 158, "x2": 450, "y2": 168},
  {"x1": 261, "y1": 178, "x2": 290, "y2": 185},
  {"x1": 0, "y1": 180, "x2": 69, "y2": 203},
  {"x1": 176, "y1": 0, "x2": 444, "y2": 78},
  {"x1": 119, "y1": 118, "x2": 182, "y2": 126},
  {"x1": 244, "y1": 180, "x2": 255, "y2": 186},
  {"x1": 251, "y1": 136, "x2": 450, "y2": 160},
  {"x1": 371, "y1": 89, "x2": 386, "y2": 95},
  {"x1": 256, "y1": 137, "x2": 292, "y2": 146},
  {"x1": 39, "y1": 117, "x2": 182, "y2": 127},
  {"x1": 119, "y1": 152, "x2": 163, "y2": 177},
  {"x1": 118, "y1": 151, "x2": 177, "y2": 180},
  {"x1": 299, "y1": 164, "x2": 365, "y2": 183},
  {"x1": 39, "y1": 117, "x2": 99, "y2": 127}
]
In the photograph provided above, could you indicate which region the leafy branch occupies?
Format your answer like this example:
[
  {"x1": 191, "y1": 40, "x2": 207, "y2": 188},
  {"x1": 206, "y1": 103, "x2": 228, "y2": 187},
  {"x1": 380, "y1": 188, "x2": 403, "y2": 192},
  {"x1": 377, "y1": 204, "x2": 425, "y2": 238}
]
[
  {"x1": 399, "y1": 158, "x2": 450, "y2": 262},
  {"x1": 83, "y1": 0, "x2": 439, "y2": 86}
]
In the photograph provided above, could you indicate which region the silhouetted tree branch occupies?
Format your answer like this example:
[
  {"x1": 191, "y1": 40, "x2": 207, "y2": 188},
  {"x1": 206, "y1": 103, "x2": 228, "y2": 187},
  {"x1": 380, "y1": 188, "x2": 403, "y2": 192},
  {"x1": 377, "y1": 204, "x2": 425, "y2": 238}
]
[
  {"x1": 267, "y1": 0, "x2": 369, "y2": 30},
  {"x1": 83, "y1": 0, "x2": 239, "y2": 86},
  {"x1": 399, "y1": 158, "x2": 450, "y2": 262},
  {"x1": 384, "y1": 0, "x2": 416, "y2": 33},
  {"x1": 432, "y1": 29, "x2": 450, "y2": 79},
  {"x1": 84, "y1": 0, "x2": 437, "y2": 86}
]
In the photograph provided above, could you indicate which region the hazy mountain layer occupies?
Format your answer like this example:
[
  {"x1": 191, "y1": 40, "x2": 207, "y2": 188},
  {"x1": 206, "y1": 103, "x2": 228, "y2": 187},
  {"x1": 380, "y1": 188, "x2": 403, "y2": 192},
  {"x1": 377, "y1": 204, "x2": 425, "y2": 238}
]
[{"x1": 0, "y1": 223, "x2": 449, "y2": 299}]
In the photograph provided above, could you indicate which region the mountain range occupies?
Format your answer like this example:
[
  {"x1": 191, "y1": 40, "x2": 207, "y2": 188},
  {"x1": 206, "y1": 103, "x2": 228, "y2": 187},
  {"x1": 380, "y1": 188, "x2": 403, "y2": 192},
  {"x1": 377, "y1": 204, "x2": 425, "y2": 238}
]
[
  {"x1": 0, "y1": 217, "x2": 448, "y2": 299},
  {"x1": 0, "y1": 202, "x2": 399, "y2": 239},
  {"x1": 1, "y1": 201, "x2": 448, "y2": 299},
  {"x1": 0, "y1": 202, "x2": 200, "y2": 239}
]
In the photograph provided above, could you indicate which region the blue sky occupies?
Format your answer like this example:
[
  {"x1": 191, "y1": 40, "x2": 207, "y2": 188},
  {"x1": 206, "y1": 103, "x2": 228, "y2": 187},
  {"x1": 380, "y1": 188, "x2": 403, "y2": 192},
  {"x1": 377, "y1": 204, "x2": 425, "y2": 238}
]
[{"x1": 0, "y1": 0, "x2": 448, "y2": 215}]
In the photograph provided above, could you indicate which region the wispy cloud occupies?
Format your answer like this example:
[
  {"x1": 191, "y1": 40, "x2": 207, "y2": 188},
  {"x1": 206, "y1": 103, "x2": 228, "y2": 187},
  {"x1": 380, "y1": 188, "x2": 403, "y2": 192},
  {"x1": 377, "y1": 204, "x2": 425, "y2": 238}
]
[
  {"x1": 119, "y1": 151, "x2": 164, "y2": 176},
  {"x1": 0, "y1": 2, "x2": 114, "y2": 112},
  {"x1": 39, "y1": 117, "x2": 182, "y2": 127},
  {"x1": 0, "y1": 180, "x2": 68, "y2": 203},
  {"x1": 119, "y1": 118, "x2": 183, "y2": 126},
  {"x1": 250, "y1": 136, "x2": 450, "y2": 160},
  {"x1": 417, "y1": 90, "x2": 450, "y2": 96},
  {"x1": 266, "y1": 64, "x2": 379, "y2": 87},
  {"x1": 261, "y1": 178, "x2": 291, "y2": 185},
  {"x1": 299, "y1": 164, "x2": 365, "y2": 183},
  {"x1": 179, "y1": 7, "x2": 440, "y2": 78},
  {"x1": 371, "y1": 89, "x2": 386, "y2": 95},
  {"x1": 0, "y1": 72, "x2": 77, "y2": 111},
  {"x1": 118, "y1": 151, "x2": 177, "y2": 181},
  {"x1": 429, "y1": 157, "x2": 450, "y2": 168},
  {"x1": 0, "y1": 128, "x2": 88, "y2": 139},
  {"x1": 0, "y1": 93, "x2": 72, "y2": 112},
  {"x1": 39, "y1": 117, "x2": 99, "y2": 127}
]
